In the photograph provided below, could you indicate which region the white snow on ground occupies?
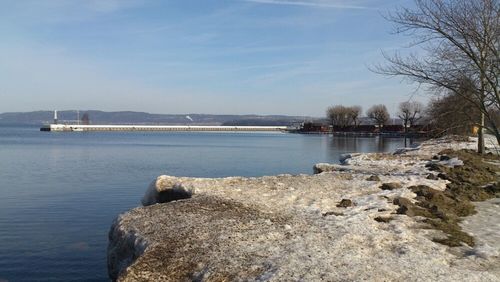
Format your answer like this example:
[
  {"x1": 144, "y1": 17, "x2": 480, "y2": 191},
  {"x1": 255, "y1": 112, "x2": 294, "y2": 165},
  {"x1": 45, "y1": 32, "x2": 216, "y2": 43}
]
[
  {"x1": 461, "y1": 197, "x2": 500, "y2": 258},
  {"x1": 113, "y1": 136, "x2": 500, "y2": 281}
]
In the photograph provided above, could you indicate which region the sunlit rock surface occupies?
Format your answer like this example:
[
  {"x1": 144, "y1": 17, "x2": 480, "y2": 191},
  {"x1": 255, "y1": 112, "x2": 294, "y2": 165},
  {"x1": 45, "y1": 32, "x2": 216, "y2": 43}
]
[{"x1": 108, "y1": 136, "x2": 500, "y2": 281}]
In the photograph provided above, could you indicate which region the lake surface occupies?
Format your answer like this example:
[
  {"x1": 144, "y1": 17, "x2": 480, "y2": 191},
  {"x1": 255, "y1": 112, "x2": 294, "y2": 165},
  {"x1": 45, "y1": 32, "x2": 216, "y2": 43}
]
[{"x1": 0, "y1": 125, "x2": 409, "y2": 281}]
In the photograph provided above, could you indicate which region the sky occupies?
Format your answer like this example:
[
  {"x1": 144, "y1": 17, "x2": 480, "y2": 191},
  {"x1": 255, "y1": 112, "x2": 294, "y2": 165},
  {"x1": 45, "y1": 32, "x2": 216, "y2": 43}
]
[{"x1": 0, "y1": 0, "x2": 425, "y2": 116}]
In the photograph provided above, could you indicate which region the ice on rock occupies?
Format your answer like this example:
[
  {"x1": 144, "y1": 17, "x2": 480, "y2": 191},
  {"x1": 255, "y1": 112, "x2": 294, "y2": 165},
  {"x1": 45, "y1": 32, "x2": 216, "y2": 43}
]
[{"x1": 109, "y1": 136, "x2": 500, "y2": 281}]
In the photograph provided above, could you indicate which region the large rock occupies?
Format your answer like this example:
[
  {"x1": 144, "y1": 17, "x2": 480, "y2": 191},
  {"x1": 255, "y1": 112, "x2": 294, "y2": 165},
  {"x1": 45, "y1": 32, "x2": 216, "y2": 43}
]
[
  {"x1": 313, "y1": 163, "x2": 349, "y2": 174},
  {"x1": 108, "y1": 137, "x2": 500, "y2": 281},
  {"x1": 366, "y1": 175, "x2": 381, "y2": 181},
  {"x1": 109, "y1": 190, "x2": 499, "y2": 281},
  {"x1": 109, "y1": 196, "x2": 295, "y2": 281},
  {"x1": 380, "y1": 182, "x2": 403, "y2": 190},
  {"x1": 141, "y1": 175, "x2": 193, "y2": 206}
]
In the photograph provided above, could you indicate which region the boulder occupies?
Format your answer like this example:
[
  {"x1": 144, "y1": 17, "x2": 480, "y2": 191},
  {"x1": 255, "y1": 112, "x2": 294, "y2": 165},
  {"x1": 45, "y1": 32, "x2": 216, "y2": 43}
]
[
  {"x1": 380, "y1": 182, "x2": 402, "y2": 190},
  {"x1": 393, "y1": 146, "x2": 420, "y2": 155},
  {"x1": 141, "y1": 175, "x2": 193, "y2": 206},
  {"x1": 439, "y1": 155, "x2": 451, "y2": 161},
  {"x1": 339, "y1": 153, "x2": 361, "y2": 165},
  {"x1": 374, "y1": 216, "x2": 393, "y2": 223},
  {"x1": 313, "y1": 163, "x2": 348, "y2": 174},
  {"x1": 393, "y1": 197, "x2": 417, "y2": 216},
  {"x1": 336, "y1": 199, "x2": 355, "y2": 208},
  {"x1": 426, "y1": 174, "x2": 439, "y2": 180},
  {"x1": 366, "y1": 175, "x2": 381, "y2": 181}
]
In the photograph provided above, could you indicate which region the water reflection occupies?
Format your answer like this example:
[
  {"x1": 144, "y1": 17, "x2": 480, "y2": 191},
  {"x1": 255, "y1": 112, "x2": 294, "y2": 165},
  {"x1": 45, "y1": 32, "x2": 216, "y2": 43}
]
[
  {"x1": 329, "y1": 136, "x2": 405, "y2": 158},
  {"x1": 403, "y1": 137, "x2": 419, "y2": 148},
  {"x1": 329, "y1": 136, "x2": 360, "y2": 152},
  {"x1": 376, "y1": 136, "x2": 390, "y2": 152}
]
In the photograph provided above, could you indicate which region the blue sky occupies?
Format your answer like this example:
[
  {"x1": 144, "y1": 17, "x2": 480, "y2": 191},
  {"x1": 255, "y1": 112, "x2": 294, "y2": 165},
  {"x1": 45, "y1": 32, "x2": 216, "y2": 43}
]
[{"x1": 0, "y1": 0, "x2": 424, "y2": 116}]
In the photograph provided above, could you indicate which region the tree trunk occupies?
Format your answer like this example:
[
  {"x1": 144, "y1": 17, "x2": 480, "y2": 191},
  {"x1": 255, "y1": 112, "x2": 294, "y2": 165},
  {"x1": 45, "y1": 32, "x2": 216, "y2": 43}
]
[
  {"x1": 478, "y1": 55, "x2": 486, "y2": 155},
  {"x1": 478, "y1": 112, "x2": 485, "y2": 154},
  {"x1": 488, "y1": 118, "x2": 500, "y2": 148}
]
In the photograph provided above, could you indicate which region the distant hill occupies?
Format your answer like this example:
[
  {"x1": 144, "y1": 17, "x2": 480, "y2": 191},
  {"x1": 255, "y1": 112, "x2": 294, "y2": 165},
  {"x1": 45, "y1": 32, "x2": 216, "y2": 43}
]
[{"x1": 0, "y1": 110, "x2": 312, "y2": 126}]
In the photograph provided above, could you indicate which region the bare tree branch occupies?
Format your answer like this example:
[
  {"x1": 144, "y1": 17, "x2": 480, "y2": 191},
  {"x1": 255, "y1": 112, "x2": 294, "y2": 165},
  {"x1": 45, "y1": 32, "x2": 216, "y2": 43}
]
[{"x1": 375, "y1": 0, "x2": 500, "y2": 149}]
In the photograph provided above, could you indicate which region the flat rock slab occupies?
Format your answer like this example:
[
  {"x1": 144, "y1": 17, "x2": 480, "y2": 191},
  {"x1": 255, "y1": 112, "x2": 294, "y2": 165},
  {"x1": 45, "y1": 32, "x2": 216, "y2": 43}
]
[
  {"x1": 109, "y1": 196, "x2": 294, "y2": 281},
  {"x1": 110, "y1": 194, "x2": 500, "y2": 281},
  {"x1": 108, "y1": 136, "x2": 500, "y2": 281}
]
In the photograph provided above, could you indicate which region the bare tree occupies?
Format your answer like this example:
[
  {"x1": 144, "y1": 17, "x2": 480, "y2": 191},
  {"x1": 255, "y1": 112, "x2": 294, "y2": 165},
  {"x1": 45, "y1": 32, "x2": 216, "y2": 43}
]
[
  {"x1": 347, "y1": 106, "x2": 362, "y2": 126},
  {"x1": 326, "y1": 105, "x2": 348, "y2": 128},
  {"x1": 398, "y1": 101, "x2": 424, "y2": 132},
  {"x1": 327, "y1": 106, "x2": 345, "y2": 127},
  {"x1": 327, "y1": 105, "x2": 363, "y2": 128},
  {"x1": 426, "y1": 88, "x2": 500, "y2": 137},
  {"x1": 367, "y1": 104, "x2": 390, "y2": 129},
  {"x1": 376, "y1": 0, "x2": 500, "y2": 153},
  {"x1": 426, "y1": 92, "x2": 480, "y2": 136}
]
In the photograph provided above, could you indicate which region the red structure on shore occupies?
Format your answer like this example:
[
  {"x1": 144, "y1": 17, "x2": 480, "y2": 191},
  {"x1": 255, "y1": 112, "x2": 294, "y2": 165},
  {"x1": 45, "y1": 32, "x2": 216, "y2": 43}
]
[{"x1": 296, "y1": 122, "x2": 430, "y2": 136}]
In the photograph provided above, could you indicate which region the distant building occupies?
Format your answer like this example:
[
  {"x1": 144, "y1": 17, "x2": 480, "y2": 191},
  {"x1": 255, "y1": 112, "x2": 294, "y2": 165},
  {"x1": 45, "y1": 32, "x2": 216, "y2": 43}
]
[{"x1": 298, "y1": 122, "x2": 329, "y2": 133}]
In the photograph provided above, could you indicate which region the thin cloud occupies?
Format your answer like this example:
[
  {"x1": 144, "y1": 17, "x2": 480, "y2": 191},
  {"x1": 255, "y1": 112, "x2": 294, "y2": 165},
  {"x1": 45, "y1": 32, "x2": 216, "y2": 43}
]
[
  {"x1": 84, "y1": 0, "x2": 135, "y2": 13},
  {"x1": 243, "y1": 0, "x2": 373, "y2": 10}
]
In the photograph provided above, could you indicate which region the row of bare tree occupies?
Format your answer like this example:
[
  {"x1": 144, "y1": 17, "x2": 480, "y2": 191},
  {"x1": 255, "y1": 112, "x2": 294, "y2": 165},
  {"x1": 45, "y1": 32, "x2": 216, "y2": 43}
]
[
  {"x1": 326, "y1": 102, "x2": 424, "y2": 130},
  {"x1": 327, "y1": 96, "x2": 498, "y2": 137}
]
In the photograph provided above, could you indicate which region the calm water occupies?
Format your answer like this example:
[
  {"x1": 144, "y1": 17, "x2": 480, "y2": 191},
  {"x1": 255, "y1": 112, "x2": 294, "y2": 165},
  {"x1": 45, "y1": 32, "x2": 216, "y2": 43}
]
[{"x1": 0, "y1": 125, "x2": 408, "y2": 281}]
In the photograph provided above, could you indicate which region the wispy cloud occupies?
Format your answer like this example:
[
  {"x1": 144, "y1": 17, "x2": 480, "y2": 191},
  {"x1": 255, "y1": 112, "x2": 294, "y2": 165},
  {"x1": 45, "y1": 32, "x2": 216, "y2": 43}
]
[
  {"x1": 84, "y1": 0, "x2": 142, "y2": 13},
  {"x1": 0, "y1": 0, "x2": 144, "y2": 25},
  {"x1": 243, "y1": 0, "x2": 373, "y2": 10}
]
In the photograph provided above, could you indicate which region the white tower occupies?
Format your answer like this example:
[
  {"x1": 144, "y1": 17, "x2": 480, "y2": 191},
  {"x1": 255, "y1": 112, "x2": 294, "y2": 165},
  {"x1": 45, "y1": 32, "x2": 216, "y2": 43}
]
[{"x1": 54, "y1": 110, "x2": 58, "y2": 124}]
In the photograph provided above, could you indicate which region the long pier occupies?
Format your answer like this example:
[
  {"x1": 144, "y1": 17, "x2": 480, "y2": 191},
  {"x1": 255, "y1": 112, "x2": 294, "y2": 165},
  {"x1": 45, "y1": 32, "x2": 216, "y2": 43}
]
[{"x1": 40, "y1": 124, "x2": 289, "y2": 132}]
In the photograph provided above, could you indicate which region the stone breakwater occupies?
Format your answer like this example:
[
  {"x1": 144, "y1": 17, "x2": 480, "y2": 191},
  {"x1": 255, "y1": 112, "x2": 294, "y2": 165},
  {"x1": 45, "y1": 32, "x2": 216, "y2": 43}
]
[{"x1": 108, "y1": 136, "x2": 500, "y2": 281}]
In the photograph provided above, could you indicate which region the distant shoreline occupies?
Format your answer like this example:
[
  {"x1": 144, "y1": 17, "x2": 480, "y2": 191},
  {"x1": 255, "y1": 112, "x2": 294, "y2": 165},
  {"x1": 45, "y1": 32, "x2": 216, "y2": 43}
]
[{"x1": 0, "y1": 110, "x2": 310, "y2": 127}]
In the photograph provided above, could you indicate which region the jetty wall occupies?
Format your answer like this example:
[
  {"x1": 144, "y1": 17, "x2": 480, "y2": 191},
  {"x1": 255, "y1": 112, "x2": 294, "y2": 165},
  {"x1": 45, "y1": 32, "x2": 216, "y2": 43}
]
[{"x1": 40, "y1": 124, "x2": 288, "y2": 132}]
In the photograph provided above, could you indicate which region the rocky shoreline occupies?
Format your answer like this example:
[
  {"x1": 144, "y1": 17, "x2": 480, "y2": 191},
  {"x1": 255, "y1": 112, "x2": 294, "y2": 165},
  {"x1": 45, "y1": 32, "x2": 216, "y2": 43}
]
[{"x1": 108, "y1": 136, "x2": 499, "y2": 281}]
